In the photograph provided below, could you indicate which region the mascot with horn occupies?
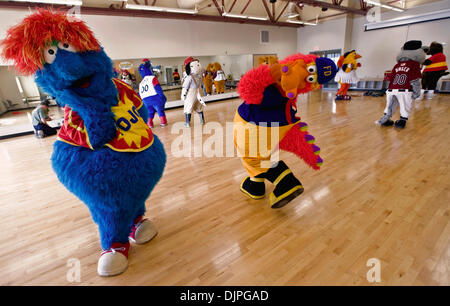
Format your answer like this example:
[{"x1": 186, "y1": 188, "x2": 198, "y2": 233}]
[
  {"x1": 1, "y1": 10, "x2": 166, "y2": 276},
  {"x1": 234, "y1": 53, "x2": 337, "y2": 208}
]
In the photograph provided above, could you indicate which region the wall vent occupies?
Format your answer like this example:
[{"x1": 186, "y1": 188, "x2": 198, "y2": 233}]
[{"x1": 260, "y1": 30, "x2": 269, "y2": 44}]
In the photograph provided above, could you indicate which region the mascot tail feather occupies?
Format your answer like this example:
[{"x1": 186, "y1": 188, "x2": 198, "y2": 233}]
[{"x1": 279, "y1": 122, "x2": 322, "y2": 170}]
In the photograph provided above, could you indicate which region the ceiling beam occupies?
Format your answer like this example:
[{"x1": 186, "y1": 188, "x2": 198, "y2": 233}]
[
  {"x1": 240, "y1": 0, "x2": 252, "y2": 14},
  {"x1": 261, "y1": 0, "x2": 274, "y2": 22},
  {"x1": 211, "y1": 0, "x2": 223, "y2": 15},
  {"x1": 0, "y1": 1, "x2": 300, "y2": 28},
  {"x1": 228, "y1": 0, "x2": 238, "y2": 13},
  {"x1": 275, "y1": 1, "x2": 290, "y2": 22},
  {"x1": 286, "y1": 0, "x2": 367, "y2": 15}
]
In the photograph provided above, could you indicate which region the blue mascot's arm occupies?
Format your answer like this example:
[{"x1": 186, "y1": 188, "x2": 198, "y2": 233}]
[
  {"x1": 138, "y1": 104, "x2": 149, "y2": 122},
  {"x1": 154, "y1": 83, "x2": 167, "y2": 103},
  {"x1": 59, "y1": 89, "x2": 117, "y2": 150}
]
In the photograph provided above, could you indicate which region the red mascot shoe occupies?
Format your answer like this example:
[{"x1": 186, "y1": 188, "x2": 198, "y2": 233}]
[
  {"x1": 129, "y1": 216, "x2": 158, "y2": 244},
  {"x1": 97, "y1": 242, "x2": 130, "y2": 277},
  {"x1": 160, "y1": 116, "x2": 168, "y2": 127},
  {"x1": 147, "y1": 118, "x2": 154, "y2": 128}
]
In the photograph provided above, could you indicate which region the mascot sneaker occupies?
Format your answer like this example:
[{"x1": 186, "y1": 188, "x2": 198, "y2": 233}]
[
  {"x1": 426, "y1": 90, "x2": 434, "y2": 100},
  {"x1": 264, "y1": 161, "x2": 304, "y2": 209},
  {"x1": 343, "y1": 95, "x2": 351, "y2": 100},
  {"x1": 160, "y1": 116, "x2": 168, "y2": 127},
  {"x1": 98, "y1": 242, "x2": 130, "y2": 277},
  {"x1": 240, "y1": 177, "x2": 265, "y2": 199},
  {"x1": 269, "y1": 171, "x2": 304, "y2": 209},
  {"x1": 394, "y1": 119, "x2": 407, "y2": 129},
  {"x1": 147, "y1": 118, "x2": 154, "y2": 128},
  {"x1": 129, "y1": 216, "x2": 158, "y2": 244}
]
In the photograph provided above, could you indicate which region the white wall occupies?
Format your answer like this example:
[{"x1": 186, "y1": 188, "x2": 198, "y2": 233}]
[
  {"x1": 297, "y1": 0, "x2": 450, "y2": 79},
  {"x1": 297, "y1": 17, "x2": 348, "y2": 54},
  {"x1": 351, "y1": 0, "x2": 450, "y2": 78},
  {"x1": 0, "y1": 9, "x2": 297, "y2": 64}
]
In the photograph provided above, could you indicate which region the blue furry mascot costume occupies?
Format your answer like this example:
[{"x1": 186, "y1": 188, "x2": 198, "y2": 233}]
[
  {"x1": 138, "y1": 59, "x2": 168, "y2": 128},
  {"x1": 1, "y1": 10, "x2": 166, "y2": 276}
]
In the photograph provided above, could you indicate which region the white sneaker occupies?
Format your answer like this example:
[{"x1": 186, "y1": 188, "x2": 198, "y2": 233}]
[
  {"x1": 97, "y1": 243, "x2": 129, "y2": 277},
  {"x1": 129, "y1": 218, "x2": 158, "y2": 245},
  {"x1": 417, "y1": 89, "x2": 425, "y2": 100},
  {"x1": 426, "y1": 90, "x2": 434, "y2": 99}
]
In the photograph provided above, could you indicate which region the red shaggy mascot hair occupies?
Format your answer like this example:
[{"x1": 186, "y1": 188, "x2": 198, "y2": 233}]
[
  {"x1": 1, "y1": 9, "x2": 101, "y2": 75},
  {"x1": 238, "y1": 53, "x2": 319, "y2": 104}
]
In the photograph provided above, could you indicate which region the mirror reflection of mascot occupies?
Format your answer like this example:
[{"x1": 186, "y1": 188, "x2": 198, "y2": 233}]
[
  {"x1": 234, "y1": 53, "x2": 337, "y2": 208},
  {"x1": 138, "y1": 59, "x2": 168, "y2": 128},
  {"x1": 182, "y1": 57, "x2": 206, "y2": 127},
  {"x1": 375, "y1": 40, "x2": 425, "y2": 129},
  {"x1": 1, "y1": 10, "x2": 166, "y2": 276},
  {"x1": 258, "y1": 55, "x2": 278, "y2": 66},
  {"x1": 203, "y1": 63, "x2": 214, "y2": 95},
  {"x1": 420, "y1": 41, "x2": 448, "y2": 100},
  {"x1": 213, "y1": 62, "x2": 226, "y2": 94},
  {"x1": 334, "y1": 50, "x2": 362, "y2": 101}
]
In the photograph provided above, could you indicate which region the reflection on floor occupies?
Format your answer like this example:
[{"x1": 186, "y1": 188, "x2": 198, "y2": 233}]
[
  {"x1": 0, "y1": 106, "x2": 64, "y2": 138},
  {"x1": 0, "y1": 91, "x2": 449, "y2": 285},
  {"x1": 0, "y1": 88, "x2": 237, "y2": 138}
]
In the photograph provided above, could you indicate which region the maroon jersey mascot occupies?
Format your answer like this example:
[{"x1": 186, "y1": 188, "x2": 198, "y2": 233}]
[{"x1": 375, "y1": 40, "x2": 425, "y2": 129}]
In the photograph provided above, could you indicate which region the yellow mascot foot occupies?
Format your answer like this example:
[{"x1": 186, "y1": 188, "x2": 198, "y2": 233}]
[
  {"x1": 240, "y1": 177, "x2": 265, "y2": 199},
  {"x1": 265, "y1": 161, "x2": 304, "y2": 209}
]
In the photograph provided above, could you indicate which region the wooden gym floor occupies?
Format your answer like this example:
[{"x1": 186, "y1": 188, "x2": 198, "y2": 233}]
[{"x1": 0, "y1": 91, "x2": 448, "y2": 285}]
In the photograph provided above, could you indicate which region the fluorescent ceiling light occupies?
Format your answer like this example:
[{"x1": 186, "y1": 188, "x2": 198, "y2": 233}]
[
  {"x1": 247, "y1": 16, "x2": 269, "y2": 21},
  {"x1": 12, "y1": 0, "x2": 82, "y2": 5},
  {"x1": 222, "y1": 12, "x2": 268, "y2": 20},
  {"x1": 364, "y1": 0, "x2": 405, "y2": 12},
  {"x1": 287, "y1": 20, "x2": 317, "y2": 26},
  {"x1": 125, "y1": 4, "x2": 198, "y2": 14},
  {"x1": 222, "y1": 12, "x2": 248, "y2": 19},
  {"x1": 287, "y1": 13, "x2": 300, "y2": 18}
]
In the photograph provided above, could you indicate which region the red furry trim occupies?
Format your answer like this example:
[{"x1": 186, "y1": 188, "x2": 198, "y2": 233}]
[
  {"x1": 279, "y1": 53, "x2": 317, "y2": 65},
  {"x1": 279, "y1": 124, "x2": 322, "y2": 170},
  {"x1": 1, "y1": 9, "x2": 101, "y2": 75},
  {"x1": 237, "y1": 64, "x2": 274, "y2": 104}
]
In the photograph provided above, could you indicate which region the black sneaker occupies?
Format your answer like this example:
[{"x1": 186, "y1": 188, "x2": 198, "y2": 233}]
[
  {"x1": 394, "y1": 119, "x2": 407, "y2": 129},
  {"x1": 269, "y1": 172, "x2": 304, "y2": 209},
  {"x1": 240, "y1": 177, "x2": 265, "y2": 199}
]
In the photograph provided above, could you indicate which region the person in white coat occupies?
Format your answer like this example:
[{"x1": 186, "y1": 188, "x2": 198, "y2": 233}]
[{"x1": 182, "y1": 57, "x2": 206, "y2": 127}]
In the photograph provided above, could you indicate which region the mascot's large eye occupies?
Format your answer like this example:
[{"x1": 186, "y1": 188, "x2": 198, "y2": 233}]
[
  {"x1": 44, "y1": 46, "x2": 58, "y2": 64},
  {"x1": 307, "y1": 65, "x2": 317, "y2": 74},
  {"x1": 306, "y1": 75, "x2": 317, "y2": 83},
  {"x1": 57, "y1": 42, "x2": 76, "y2": 52}
]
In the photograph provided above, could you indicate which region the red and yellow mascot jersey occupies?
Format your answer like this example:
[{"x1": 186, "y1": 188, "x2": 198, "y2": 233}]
[{"x1": 57, "y1": 78, "x2": 154, "y2": 152}]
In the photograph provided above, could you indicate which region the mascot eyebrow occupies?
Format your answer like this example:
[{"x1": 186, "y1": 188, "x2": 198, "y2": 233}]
[{"x1": 1, "y1": 9, "x2": 101, "y2": 75}]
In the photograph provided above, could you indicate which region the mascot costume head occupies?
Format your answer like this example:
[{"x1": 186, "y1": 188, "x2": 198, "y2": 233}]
[
  {"x1": 235, "y1": 53, "x2": 336, "y2": 208},
  {"x1": 1, "y1": 9, "x2": 166, "y2": 277},
  {"x1": 137, "y1": 58, "x2": 168, "y2": 128}
]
